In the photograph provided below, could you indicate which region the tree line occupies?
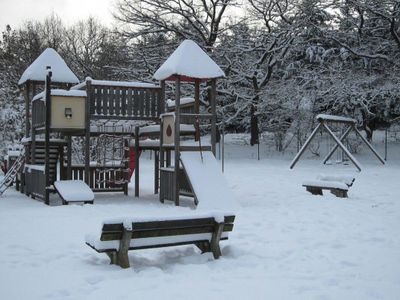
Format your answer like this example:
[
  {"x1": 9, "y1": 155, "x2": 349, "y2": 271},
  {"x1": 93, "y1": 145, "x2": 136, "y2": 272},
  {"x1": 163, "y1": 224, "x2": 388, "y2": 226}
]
[{"x1": 1, "y1": 0, "x2": 399, "y2": 154}]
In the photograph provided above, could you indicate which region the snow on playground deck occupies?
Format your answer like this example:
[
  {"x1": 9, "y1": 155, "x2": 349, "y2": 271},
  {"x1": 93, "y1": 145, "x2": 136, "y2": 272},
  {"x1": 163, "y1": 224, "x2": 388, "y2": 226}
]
[{"x1": 0, "y1": 139, "x2": 399, "y2": 300}]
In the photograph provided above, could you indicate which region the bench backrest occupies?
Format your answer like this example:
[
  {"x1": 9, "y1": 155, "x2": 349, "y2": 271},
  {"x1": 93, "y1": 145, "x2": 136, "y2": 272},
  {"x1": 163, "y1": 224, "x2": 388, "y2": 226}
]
[{"x1": 100, "y1": 215, "x2": 235, "y2": 246}]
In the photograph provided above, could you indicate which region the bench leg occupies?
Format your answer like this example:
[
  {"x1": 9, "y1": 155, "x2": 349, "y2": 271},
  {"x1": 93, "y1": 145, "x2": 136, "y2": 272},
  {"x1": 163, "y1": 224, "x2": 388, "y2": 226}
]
[
  {"x1": 106, "y1": 251, "x2": 118, "y2": 265},
  {"x1": 195, "y1": 241, "x2": 211, "y2": 253},
  {"x1": 210, "y1": 222, "x2": 224, "y2": 259},
  {"x1": 331, "y1": 189, "x2": 348, "y2": 198},
  {"x1": 306, "y1": 186, "x2": 323, "y2": 195},
  {"x1": 116, "y1": 228, "x2": 133, "y2": 268}
]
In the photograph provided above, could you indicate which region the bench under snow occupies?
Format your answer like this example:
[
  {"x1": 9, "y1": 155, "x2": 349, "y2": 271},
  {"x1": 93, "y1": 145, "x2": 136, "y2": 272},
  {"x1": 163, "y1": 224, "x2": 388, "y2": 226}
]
[
  {"x1": 85, "y1": 212, "x2": 235, "y2": 269},
  {"x1": 54, "y1": 180, "x2": 94, "y2": 204}
]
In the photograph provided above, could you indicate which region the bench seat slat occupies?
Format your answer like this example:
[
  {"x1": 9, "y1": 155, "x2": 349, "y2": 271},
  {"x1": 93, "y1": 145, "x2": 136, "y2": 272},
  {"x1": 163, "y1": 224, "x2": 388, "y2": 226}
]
[
  {"x1": 101, "y1": 215, "x2": 235, "y2": 232},
  {"x1": 100, "y1": 223, "x2": 234, "y2": 241}
]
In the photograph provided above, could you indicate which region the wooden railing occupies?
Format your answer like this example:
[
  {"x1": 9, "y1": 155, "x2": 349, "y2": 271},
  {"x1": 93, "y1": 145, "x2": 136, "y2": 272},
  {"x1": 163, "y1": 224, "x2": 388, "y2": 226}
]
[
  {"x1": 70, "y1": 165, "x2": 128, "y2": 194},
  {"x1": 89, "y1": 84, "x2": 163, "y2": 121},
  {"x1": 24, "y1": 166, "x2": 46, "y2": 199},
  {"x1": 32, "y1": 100, "x2": 45, "y2": 129}
]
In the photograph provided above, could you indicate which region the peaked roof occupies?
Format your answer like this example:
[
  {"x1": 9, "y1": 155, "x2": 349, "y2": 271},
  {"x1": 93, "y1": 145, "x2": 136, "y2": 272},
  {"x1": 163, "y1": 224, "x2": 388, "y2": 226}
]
[
  {"x1": 153, "y1": 40, "x2": 225, "y2": 82},
  {"x1": 18, "y1": 48, "x2": 79, "y2": 86}
]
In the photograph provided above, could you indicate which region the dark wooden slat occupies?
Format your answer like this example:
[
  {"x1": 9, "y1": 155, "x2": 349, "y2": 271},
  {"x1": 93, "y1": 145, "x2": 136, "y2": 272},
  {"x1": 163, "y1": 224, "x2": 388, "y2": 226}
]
[
  {"x1": 100, "y1": 223, "x2": 234, "y2": 241},
  {"x1": 102, "y1": 216, "x2": 235, "y2": 232},
  {"x1": 126, "y1": 89, "x2": 133, "y2": 116},
  {"x1": 120, "y1": 88, "x2": 127, "y2": 116}
]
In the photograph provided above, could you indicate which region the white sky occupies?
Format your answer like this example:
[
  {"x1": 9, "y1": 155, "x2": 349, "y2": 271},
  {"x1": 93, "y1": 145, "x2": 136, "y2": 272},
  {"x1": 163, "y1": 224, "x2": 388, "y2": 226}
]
[{"x1": 0, "y1": 0, "x2": 116, "y2": 31}]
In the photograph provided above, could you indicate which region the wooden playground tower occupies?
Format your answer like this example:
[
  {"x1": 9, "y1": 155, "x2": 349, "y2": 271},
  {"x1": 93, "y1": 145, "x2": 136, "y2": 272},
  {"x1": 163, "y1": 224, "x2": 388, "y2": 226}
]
[{"x1": 15, "y1": 40, "x2": 224, "y2": 206}]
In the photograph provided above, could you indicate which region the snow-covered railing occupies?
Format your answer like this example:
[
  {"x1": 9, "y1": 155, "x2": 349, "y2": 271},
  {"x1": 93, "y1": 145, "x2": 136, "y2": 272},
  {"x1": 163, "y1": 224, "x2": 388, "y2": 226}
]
[
  {"x1": 76, "y1": 78, "x2": 164, "y2": 121},
  {"x1": 69, "y1": 165, "x2": 128, "y2": 194}
]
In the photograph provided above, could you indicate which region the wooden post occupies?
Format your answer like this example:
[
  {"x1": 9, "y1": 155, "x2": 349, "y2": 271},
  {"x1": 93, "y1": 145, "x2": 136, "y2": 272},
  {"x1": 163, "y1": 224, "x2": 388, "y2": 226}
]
[
  {"x1": 160, "y1": 80, "x2": 166, "y2": 114},
  {"x1": 289, "y1": 122, "x2": 322, "y2": 169},
  {"x1": 352, "y1": 125, "x2": 385, "y2": 164},
  {"x1": 210, "y1": 79, "x2": 217, "y2": 156},
  {"x1": 85, "y1": 79, "x2": 92, "y2": 186},
  {"x1": 44, "y1": 69, "x2": 52, "y2": 205},
  {"x1": 24, "y1": 81, "x2": 31, "y2": 138},
  {"x1": 116, "y1": 227, "x2": 133, "y2": 268},
  {"x1": 154, "y1": 151, "x2": 159, "y2": 194},
  {"x1": 67, "y1": 135, "x2": 72, "y2": 180},
  {"x1": 210, "y1": 221, "x2": 224, "y2": 259},
  {"x1": 174, "y1": 76, "x2": 181, "y2": 206},
  {"x1": 134, "y1": 126, "x2": 140, "y2": 197}
]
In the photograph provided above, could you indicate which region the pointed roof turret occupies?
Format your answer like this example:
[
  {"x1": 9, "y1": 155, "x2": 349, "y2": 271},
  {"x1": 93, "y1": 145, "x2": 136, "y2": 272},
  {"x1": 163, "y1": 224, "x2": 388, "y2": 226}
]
[
  {"x1": 153, "y1": 40, "x2": 225, "y2": 82},
  {"x1": 18, "y1": 48, "x2": 79, "y2": 86}
]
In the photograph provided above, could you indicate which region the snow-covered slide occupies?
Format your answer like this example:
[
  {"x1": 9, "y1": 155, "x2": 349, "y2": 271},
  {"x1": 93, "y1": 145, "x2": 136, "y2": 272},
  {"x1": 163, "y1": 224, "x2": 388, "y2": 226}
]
[
  {"x1": 180, "y1": 151, "x2": 237, "y2": 211},
  {"x1": 54, "y1": 180, "x2": 94, "y2": 205}
]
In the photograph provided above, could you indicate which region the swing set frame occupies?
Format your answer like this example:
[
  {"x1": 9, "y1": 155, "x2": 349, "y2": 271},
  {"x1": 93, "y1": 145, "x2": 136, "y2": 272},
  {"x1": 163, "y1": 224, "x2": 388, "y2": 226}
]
[{"x1": 290, "y1": 114, "x2": 385, "y2": 171}]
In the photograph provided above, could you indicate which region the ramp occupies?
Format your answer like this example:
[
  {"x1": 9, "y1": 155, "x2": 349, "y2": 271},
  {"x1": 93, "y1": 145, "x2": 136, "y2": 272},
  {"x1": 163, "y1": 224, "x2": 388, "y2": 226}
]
[
  {"x1": 54, "y1": 180, "x2": 94, "y2": 204},
  {"x1": 180, "y1": 151, "x2": 237, "y2": 211}
]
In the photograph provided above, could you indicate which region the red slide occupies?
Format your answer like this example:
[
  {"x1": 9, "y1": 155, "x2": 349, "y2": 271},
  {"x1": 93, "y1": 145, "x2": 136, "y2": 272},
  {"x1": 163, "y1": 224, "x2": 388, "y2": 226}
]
[{"x1": 128, "y1": 148, "x2": 141, "y2": 179}]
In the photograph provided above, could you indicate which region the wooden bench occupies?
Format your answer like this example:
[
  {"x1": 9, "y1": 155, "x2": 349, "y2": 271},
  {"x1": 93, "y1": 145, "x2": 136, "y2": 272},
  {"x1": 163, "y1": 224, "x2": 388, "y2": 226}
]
[
  {"x1": 85, "y1": 214, "x2": 235, "y2": 268},
  {"x1": 302, "y1": 180, "x2": 349, "y2": 198},
  {"x1": 303, "y1": 174, "x2": 355, "y2": 198}
]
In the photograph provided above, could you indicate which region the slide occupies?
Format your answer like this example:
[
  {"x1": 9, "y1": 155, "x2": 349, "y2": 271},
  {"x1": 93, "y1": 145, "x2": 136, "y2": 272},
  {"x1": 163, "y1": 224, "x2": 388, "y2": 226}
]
[
  {"x1": 128, "y1": 148, "x2": 142, "y2": 179},
  {"x1": 180, "y1": 151, "x2": 237, "y2": 211}
]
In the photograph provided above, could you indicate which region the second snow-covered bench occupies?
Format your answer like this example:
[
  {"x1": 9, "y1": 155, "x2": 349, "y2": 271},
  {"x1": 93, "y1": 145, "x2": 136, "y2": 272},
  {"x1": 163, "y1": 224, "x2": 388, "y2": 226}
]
[
  {"x1": 85, "y1": 213, "x2": 235, "y2": 268},
  {"x1": 303, "y1": 174, "x2": 355, "y2": 198}
]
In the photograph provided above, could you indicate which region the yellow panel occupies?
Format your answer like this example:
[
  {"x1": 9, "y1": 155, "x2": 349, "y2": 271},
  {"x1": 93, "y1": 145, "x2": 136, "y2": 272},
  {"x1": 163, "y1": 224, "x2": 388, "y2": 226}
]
[{"x1": 51, "y1": 96, "x2": 86, "y2": 129}]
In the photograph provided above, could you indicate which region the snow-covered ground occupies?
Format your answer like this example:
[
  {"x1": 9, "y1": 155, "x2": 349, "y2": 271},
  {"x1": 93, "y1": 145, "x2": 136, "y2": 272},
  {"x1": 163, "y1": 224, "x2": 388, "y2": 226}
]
[{"x1": 0, "y1": 136, "x2": 399, "y2": 300}]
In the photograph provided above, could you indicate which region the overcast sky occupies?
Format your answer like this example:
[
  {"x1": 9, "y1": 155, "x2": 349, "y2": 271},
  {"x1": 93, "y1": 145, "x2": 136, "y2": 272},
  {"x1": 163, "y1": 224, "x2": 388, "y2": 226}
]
[{"x1": 0, "y1": 0, "x2": 116, "y2": 31}]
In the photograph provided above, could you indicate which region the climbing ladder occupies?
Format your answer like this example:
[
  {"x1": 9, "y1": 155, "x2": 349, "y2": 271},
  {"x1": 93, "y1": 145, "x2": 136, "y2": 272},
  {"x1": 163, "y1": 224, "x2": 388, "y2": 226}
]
[{"x1": 0, "y1": 149, "x2": 25, "y2": 196}]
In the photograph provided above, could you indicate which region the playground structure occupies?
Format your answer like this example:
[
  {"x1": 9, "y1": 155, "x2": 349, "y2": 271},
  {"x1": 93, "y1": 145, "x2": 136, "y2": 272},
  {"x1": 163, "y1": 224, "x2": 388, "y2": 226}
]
[
  {"x1": 290, "y1": 114, "x2": 385, "y2": 171},
  {"x1": 2, "y1": 40, "x2": 229, "y2": 207}
]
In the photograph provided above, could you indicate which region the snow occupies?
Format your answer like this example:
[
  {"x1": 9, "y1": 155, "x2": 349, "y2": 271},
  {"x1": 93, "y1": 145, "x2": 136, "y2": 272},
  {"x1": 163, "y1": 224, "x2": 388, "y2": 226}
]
[
  {"x1": 153, "y1": 40, "x2": 225, "y2": 81},
  {"x1": 166, "y1": 97, "x2": 207, "y2": 108},
  {"x1": 316, "y1": 114, "x2": 357, "y2": 123},
  {"x1": 71, "y1": 78, "x2": 158, "y2": 90},
  {"x1": 180, "y1": 151, "x2": 238, "y2": 211},
  {"x1": 0, "y1": 136, "x2": 399, "y2": 300},
  {"x1": 7, "y1": 150, "x2": 21, "y2": 157},
  {"x1": 316, "y1": 174, "x2": 355, "y2": 186},
  {"x1": 54, "y1": 180, "x2": 94, "y2": 202},
  {"x1": 302, "y1": 180, "x2": 349, "y2": 190},
  {"x1": 32, "y1": 89, "x2": 87, "y2": 102},
  {"x1": 33, "y1": 89, "x2": 86, "y2": 100},
  {"x1": 24, "y1": 164, "x2": 45, "y2": 172},
  {"x1": 18, "y1": 48, "x2": 79, "y2": 86}
]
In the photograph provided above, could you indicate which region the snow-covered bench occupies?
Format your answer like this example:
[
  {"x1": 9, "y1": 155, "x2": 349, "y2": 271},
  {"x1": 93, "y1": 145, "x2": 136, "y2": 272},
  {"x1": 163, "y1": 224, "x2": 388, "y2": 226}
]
[
  {"x1": 85, "y1": 213, "x2": 235, "y2": 268},
  {"x1": 54, "y1": 180, "x2": 94, "y2": 205},
  {"x1": 303, "y1": 174, "x2": 355, "y2": 198}
]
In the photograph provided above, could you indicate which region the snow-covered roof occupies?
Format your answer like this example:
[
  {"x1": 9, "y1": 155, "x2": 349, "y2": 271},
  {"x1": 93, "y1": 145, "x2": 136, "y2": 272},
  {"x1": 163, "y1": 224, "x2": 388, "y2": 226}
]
[
  {"x1": 18, "y1": 48, "x2": 79, "y2": 86},
  {"x1": 153, "y1": 40, "x2": 225, "y2": 82},
  {"x1": 32, "y1": 89, "x2": 86, "y2": 102},
  {"x1": 71, "y1": 78, "x2": 158, "y2": 90}
]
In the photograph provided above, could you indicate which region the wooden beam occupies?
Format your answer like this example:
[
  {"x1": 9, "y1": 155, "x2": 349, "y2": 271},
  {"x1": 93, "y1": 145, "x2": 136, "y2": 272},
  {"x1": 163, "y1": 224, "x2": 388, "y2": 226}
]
[
  {"x1": 135, "y1": 126, "x2": 140, "y2": 197},
  {"x1": 85, "y1": 79, "x2": 92, "y2": 186},
  {"x1": 290, "y1": 123, "x2": 322, "y2": 169},
  {"x1": 174, "y1": 76, "x2": 181, "y2": 206},
  {"x1": 322, "y1": 125, "x2": 352, "y2": 164},
  {"x1": 352, "y1": 125, "x2": 385, "y2": 164},
  {"x1": 321, "y1": 122, "x2": 362, "y2": 171},
  {"x1": 210, "y1": 79, "x2": 217, "y2": 156},
  {"x1": 44, "y1": 70, "x2": 52, "y2": 205}
]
